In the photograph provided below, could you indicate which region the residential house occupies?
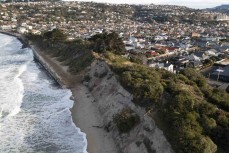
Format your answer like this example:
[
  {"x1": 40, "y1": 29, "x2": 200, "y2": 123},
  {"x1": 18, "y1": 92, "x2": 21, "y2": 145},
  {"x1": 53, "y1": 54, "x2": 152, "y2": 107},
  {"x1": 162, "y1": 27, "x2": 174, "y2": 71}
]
[
  {"x1": 211, "y1": 65, "x2": 229, "y2": 82},
  {"x1": 149, "y1": 61, "x2": 174, "y2": 73}
]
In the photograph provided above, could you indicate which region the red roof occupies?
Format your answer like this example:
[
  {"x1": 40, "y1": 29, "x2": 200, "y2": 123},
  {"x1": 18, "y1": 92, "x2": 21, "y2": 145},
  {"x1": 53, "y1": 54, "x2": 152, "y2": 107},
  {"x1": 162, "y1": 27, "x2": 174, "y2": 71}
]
[{"x1": 146, "y1": 51, "x2": 158, "y2": 55}]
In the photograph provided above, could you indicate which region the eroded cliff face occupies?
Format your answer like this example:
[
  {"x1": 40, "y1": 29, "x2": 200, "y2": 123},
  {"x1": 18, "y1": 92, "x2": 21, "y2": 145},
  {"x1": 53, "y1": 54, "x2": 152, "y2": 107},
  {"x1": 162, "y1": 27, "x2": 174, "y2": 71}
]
[{"x1": 83, "y1": 59, "x2": 174, "y2": 153}]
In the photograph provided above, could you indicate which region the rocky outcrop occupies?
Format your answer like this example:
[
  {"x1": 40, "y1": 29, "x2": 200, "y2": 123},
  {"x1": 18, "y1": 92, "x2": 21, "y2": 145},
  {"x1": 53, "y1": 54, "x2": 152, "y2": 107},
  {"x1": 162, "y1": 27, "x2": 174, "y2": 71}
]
[{"x1": 83, "y1": 59, "x2": 174, "y2": 153}]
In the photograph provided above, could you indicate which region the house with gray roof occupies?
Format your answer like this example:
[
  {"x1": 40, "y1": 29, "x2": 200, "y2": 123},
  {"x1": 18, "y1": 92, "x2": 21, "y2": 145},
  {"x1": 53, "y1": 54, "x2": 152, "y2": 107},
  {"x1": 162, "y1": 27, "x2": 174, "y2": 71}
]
[{"x1": 211, "y1": 65, "x2": 229, "y2": 82}]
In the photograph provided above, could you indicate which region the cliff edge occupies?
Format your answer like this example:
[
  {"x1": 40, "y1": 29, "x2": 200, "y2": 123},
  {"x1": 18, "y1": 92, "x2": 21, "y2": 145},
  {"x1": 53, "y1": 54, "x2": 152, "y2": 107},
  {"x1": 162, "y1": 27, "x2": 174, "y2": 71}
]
[{"x1": 82, "y1": 59, "x2": 173, "y2": 153}]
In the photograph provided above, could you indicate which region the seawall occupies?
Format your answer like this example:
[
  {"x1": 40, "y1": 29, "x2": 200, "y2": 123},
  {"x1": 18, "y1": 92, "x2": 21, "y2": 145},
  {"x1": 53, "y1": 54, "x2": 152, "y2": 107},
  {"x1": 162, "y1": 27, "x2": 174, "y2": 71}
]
[
  {"x1": 31, "y1": 46, "x2": 65, "y2": 88},
  {"x1": 0, "y1": 31, "x2": 64, "y2": 88}
]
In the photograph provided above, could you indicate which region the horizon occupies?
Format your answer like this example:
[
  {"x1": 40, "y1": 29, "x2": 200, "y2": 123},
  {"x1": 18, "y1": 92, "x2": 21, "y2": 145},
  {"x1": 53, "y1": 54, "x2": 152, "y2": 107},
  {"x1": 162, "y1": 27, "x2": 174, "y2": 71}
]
[{"x1": 63, "y1": 0, "x2": 229, "y2": 9}]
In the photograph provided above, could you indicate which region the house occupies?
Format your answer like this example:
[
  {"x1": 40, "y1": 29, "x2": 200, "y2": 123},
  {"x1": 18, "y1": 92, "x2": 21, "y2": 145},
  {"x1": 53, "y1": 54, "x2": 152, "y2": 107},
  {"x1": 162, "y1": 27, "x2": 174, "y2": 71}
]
[
  {"x1": 211, "y1": 65, "x2": 229, "y2": 82},
  {"x1": 167, "y1": 47, "x2": 178, "y2": 55},
  {"x1": 173, "y1": 56, "x2": 189, "y2": 67},
  {"x1": 185, "y1": 54, "x2": 201, "y2": 61},
  {"x1": 31, "y1": 29, "x2": 41, "y2": 35},
  {"x1": 149, "y1": 62, "x2": 174, "y2": 73},
  {"x1": 0, "y1": 25, "x2": 12, "y2": 30},
  {"x1": 192, "y1": 32, "x2": 201, "y2": 37},
  {"x1": 193, "y1": 52, "x2": 209, "y2": 60},
  {"x1": 129, "y1": 36, "x2": 138, "y2": 43},
  {"x1": 216, "y1": 46, "x2": 229, "y2": 53},
  {"x1": 133, "y1": 42, "x2": 145, "y2": 49},
  {"x1": 206, "y1": 41, "x2": 218, "y2": 47},
  {"x1": 205, "y1": 49, "x2": 217, "y2": 56},
  {"x1": 163, "y1": 63, "x2": 174, "y2": 72},
  {"x1": 146, "y1": 51, "x2": 159, "y2": 56},
  {"x1": 17, "y1": 27, "x2": 27, "y2": 34},
  {"x1": 186, "y1": 60, "x2": 203, "y2": 68}
]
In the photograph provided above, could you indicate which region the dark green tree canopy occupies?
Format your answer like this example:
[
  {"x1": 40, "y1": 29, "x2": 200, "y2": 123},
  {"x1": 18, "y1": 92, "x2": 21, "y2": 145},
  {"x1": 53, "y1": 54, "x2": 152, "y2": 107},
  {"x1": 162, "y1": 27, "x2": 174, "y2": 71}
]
[
  {"x1": 89, "y1": 31, "x2": 125, "y2": 55},
  {"x1": 43, "y1": 29, "x2": 67, "y2": 42}
]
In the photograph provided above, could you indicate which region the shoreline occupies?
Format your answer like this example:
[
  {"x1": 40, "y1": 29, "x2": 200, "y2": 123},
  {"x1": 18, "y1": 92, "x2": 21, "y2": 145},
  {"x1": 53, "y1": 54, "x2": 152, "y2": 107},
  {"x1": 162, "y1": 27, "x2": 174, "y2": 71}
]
[
  {"x1": 0, "y1": 32, "x2": 118, "y2": 153},
  {"x1": 0, "y1": 31, "x2": 28, "y2": 48},
  {"x1": 30, "y1": 45, "x2": 118, "y2": 153}
]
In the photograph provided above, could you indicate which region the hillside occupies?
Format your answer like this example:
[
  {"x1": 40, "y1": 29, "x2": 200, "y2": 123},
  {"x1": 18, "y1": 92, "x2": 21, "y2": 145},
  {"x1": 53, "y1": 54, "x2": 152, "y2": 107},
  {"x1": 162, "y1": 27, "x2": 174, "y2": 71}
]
[
  {"x1": 214, "y1": 5, "x2": 229, "y2": 9},
  {"x1": 27, "y1": 30, "x2": 229, "y2": 153},
  {"x1": 207, "y1": 5, "x2": 229, "y2": 15}
]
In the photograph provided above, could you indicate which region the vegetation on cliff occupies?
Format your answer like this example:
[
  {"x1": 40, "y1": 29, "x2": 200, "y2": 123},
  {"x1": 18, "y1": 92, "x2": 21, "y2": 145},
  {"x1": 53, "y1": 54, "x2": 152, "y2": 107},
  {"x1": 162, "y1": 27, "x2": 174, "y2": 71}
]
[
  {"x1": 114, "y1": 108, "x2": 140, "y2": 133},
  {"x1": 27, "y1": 29, "x2": 94, "y2": 74},
  {"x1": 27, "y1": 30, "x2": 229, "y2": 153},
  {"x1": 103, "y1": 52, "x2": 229, "y2": 153},
  {"x1": 89, "y1": 31, "x2": 125, "y2": 55}
]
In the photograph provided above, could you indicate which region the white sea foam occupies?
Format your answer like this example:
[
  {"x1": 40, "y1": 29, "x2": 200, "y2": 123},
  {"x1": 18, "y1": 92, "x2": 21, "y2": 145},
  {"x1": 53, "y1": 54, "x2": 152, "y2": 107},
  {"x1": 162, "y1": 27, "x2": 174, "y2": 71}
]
[
  {"x1": 0, "y1": 34, "x2": 26, "y2": 118},
  {"x1": 0, "y1": 33, "x2": 88, "y2": 153}
]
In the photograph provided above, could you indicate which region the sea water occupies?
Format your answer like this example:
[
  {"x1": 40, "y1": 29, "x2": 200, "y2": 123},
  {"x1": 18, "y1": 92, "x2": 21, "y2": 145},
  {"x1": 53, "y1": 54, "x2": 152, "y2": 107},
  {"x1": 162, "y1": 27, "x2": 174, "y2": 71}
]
[{"x1": 0, "y1": 33, "x2": 87, "y2": 153}]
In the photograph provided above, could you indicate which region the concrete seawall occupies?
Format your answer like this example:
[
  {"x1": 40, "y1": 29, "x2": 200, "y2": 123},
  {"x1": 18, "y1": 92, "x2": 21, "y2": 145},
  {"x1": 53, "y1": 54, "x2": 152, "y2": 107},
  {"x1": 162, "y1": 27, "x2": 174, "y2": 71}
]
[
  {"x1": 0, "y1": 31, "x2": 64, "y2": 88},
  {"x1": 31, "y1": 46, "x2": 66, "y2": 88}
]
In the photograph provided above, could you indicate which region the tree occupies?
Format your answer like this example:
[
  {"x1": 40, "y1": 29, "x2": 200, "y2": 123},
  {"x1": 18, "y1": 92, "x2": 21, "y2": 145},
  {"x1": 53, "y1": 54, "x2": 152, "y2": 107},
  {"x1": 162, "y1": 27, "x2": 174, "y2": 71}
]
[
  {"x1": 89, "y1": 31, "x2": 125, "y2": 55},
  {"x1": 43, "y1": 29, "x2": 67, "y2": 43},
  {"x1": 114, "y1": 108, "x2": 140, "y2": 133}
]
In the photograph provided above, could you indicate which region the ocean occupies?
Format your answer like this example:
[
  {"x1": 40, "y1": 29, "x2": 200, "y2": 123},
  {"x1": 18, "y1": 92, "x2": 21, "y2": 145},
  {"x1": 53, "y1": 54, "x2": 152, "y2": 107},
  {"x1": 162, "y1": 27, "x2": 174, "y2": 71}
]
[{"x1": 0, "y1": 33, "x2": 87, "y2": 153}]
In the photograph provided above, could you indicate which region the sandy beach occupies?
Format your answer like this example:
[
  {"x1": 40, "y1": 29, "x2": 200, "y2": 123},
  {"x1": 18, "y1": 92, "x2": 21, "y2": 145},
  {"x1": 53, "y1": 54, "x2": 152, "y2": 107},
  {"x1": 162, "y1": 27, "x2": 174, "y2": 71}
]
[{"x1": 31, "y1": 46, "x2": 118, "y2": 153}]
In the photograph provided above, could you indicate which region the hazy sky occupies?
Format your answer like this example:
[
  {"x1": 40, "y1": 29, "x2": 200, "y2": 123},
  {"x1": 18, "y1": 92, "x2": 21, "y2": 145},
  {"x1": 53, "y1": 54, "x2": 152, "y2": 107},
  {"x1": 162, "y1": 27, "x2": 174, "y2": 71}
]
[{"x1": 65, "y1": 0, "x2": 229, "y2": 9}]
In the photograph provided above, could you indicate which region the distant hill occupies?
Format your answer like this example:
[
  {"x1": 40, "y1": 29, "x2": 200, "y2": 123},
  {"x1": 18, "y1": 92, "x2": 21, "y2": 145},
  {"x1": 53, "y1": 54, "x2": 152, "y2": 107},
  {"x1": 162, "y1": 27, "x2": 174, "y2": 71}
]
[
  {"x1": 1, "y1": 0, "x2": 60, "y2": 2},
  {"x1": 207, "y1": 4, "x2": 229, "y2": 15},
  {"x1": 214, "y1": 4, "x2": 229, "y2": 9}
]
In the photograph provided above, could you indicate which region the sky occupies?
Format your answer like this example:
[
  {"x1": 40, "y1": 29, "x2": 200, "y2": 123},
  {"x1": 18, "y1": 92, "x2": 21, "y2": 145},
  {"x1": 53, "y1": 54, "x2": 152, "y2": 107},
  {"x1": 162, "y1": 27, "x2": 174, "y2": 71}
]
[{"x1": 64, "y1": 0, "x2": 229, "y2": 9}]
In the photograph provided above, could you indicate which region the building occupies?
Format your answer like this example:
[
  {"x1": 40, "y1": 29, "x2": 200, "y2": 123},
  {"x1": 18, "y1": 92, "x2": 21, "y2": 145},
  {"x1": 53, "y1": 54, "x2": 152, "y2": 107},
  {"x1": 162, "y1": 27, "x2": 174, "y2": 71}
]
[
  {"x1": 216, "y1": 14, "x2": 229, "y2": 21},
  {"x1": 0, "y1": 25, "x2": 12, "y2": 30},
  {"x1": 17, "y1": 27, "x2": 27, "y2": 34},
  {"x1": 211, "y1": 65, "x2": 229, "y2": 82}
]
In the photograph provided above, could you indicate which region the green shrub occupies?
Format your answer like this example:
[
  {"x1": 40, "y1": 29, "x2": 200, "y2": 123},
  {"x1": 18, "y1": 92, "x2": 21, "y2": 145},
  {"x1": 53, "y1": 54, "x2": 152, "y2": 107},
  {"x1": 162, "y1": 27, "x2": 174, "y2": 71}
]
[
  {"x1": 180, "y1": 68, "x2": 207, "y2": 87},
  {"x1": 114, "y1": 108, "x2": 140, "y2": 133},
  {"x1": 226, "y1": 85, "x2": 229, "y2": 94},
  {"x1": 68, "y1": 52, "x2": 94, "y2": 74}
]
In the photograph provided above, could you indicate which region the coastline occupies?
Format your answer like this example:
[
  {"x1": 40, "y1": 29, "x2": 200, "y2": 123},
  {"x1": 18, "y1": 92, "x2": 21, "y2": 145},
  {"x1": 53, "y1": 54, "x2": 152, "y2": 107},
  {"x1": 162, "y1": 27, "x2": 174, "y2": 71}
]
[
  {"x1": 30, "y1": 45, "x2": 118, "y2": 153},
  {"x1": 0, "y1": 32, "x2": 118, "y2": 153},
  {"x1": 0, "y1": 31, "x2": 28, "y2": 48}
]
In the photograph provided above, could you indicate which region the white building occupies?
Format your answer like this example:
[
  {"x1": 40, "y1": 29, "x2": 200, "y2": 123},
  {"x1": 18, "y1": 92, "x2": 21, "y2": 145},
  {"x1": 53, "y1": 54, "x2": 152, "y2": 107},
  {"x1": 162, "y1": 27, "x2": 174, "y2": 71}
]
[
  {"x1": 17, "y1": 27, "x2": 27, "y2": 34},
  {"x1": 216, "y1": 14, "x2": 229, "y2": 21},
  {"x1": 0, "y1": 25, "x2": 12, "y2": 30},
  {"x1": 149, "y1": 62, "x2": 174, "y2": 73}
]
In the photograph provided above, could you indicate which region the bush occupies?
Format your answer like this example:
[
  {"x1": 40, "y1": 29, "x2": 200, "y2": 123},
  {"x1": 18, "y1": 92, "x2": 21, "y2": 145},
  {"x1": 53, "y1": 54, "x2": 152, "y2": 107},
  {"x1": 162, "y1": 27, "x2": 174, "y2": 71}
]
[
  {"x1": 114, "y1": 108, "x2": 140, "y2": 133},
  {"x1": 68, "y1": 51, "x2": 94, "y2": 74},
  {"x1": 119, "y1": 66, "x2": 163, "y2": 105},
  {"x1": 209, "y1": 89, "x2": 229, "y2": 112},
  {"x1": 180, "y1": 68, "x2": 207, "y2": 87},
  {"x1": 226, "y1": 85, "x2": 229, "y2": 94},
  {"x1": 43, "y1": 29, "x2": 67, "y2": 42}
]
